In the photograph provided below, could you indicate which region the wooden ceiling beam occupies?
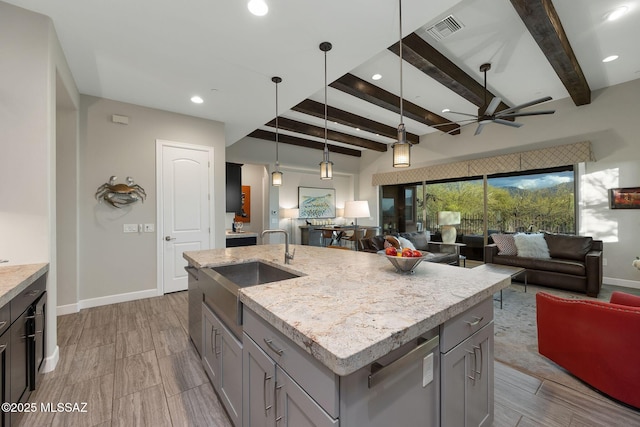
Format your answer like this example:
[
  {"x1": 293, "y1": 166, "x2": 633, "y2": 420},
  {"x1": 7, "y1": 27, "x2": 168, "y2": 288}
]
[
  {"x1": 388, "y1": 33, "x2": 511, "y2": 113},
  {"x1": 509, "y1": 0, "x2": 590, "y2": 106},
  {"x1": 291, "y1": 99, "x2": 420, "y2": 144},
  {"x1": 248, "y1": 129, "x2": 362, "y2": 157},
  {"x1": 330, "y1": 73, "x2": 460, "y2": 135},
  {"x1": 265, "y1": 116, "x2": 388, "y2": 152}
]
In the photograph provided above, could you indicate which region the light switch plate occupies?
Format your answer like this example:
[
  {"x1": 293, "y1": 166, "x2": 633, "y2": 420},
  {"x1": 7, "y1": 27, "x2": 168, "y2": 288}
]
[
  {"x1": 123, "y1": 224, "x2": 138, "y2": 233},
  {"x1": 144, "y1": 223, "x2": 155, "y2": 232},
  {"x1": 422, "y1": 353, "x2": 434, "y2": 387}
]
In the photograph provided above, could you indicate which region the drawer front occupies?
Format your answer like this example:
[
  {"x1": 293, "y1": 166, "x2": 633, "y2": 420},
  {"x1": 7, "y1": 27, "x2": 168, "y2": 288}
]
[
  {"x1": 0, "y1": 303, "x2": 9, "y2": 335},
  {"x1": 440, "y1": 298, "x2": 493, "y2": 353},
  {"x1": 11, "y1": 275, "x2": 46, "y2": 323},
  {"x1": 243, "y1": 308, "x2": 339, "y2": 418}
]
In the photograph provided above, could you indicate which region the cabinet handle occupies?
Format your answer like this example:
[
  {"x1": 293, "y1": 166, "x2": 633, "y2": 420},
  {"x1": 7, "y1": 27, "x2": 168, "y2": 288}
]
[
  {"x1": 211, "y1": 327, "x2": 221, "y2": 357},
  {"x1": 466, "y1": 349, "x2": 476, "y2": 381},
  {"x1": 0, "y1": 321, "x2": 6, "y2": 329},
  {"x1": 0, "y1": 344, "x2": 6, "y2": 354},
  {"x1": 464, "y1": 316, "x2": 483, "y2": 327},
  {"x1": 264, "y1": 338, "x2": 284, "y2": 356},
  {"x1": 274, "y1": 382, "x2": 283, "y2": 423},
  {"x1": 263, "y1": 373, "x2": 272, "y2": 416},
  {"x1": 474, "y1": 344, "x2": 483, "y2": 380}
]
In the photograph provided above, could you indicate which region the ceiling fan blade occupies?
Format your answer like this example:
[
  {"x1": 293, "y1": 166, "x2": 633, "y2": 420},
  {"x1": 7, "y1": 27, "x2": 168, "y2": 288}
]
[
  {"x1": 474, "y1": 123, "x2": 485, "y2": 136},
  {"x1": 497, "y1": 110, "x2": 555, "y2": 118},
  {"x1": 484, "y1": 96, "x2": 502, "y2": 116},
  {"x1": 494, "y1": 118, "x2": 523, "y2": 128},
  {"x1": 499, "y1": 96, "x2": 552, "y2": 115},
  {"x1": 447, "y1": 111, "x2": 478, "y2": 118},
  {"x1": 445, "y1": 121, "x2": 475, "y2": 135}
]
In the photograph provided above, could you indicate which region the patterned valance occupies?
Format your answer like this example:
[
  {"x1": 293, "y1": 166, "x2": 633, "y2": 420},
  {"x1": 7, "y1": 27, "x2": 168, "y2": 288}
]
[{"x1": 372, "y1": 141, "x2": 594, "y2": 186}]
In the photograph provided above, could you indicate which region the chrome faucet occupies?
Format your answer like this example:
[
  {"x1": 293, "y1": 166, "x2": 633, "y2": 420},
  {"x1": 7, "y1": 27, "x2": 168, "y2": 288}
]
[{"x1": 261, "y1": 229, "x2": 295, "y2": 264}]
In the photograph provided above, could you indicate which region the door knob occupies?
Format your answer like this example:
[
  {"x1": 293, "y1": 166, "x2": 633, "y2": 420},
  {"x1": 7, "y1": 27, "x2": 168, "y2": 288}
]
[{"x1": 165, "y1": 236, "x2": 176, "y2": 241}]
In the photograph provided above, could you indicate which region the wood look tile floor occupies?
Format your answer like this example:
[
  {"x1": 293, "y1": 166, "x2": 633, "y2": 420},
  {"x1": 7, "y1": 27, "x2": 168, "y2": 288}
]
[{"x1": 21, "y1": 291, "x2": 640, "y2": 426}]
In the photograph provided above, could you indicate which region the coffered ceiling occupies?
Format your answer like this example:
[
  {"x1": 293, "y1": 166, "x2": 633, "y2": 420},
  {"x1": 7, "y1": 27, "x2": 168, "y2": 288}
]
[{"x1": 8, "y1": 0, "x2": 640, "y2": 158}]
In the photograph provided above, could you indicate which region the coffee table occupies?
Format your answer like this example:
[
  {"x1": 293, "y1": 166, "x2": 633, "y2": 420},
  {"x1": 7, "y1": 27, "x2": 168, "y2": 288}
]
[{"x1": 472, "y1": 264, "x2": 527, "y2": 309}]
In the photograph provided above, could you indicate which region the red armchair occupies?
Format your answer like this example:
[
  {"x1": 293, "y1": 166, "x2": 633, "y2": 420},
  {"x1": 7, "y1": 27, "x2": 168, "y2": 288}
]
[{"x1": 536, "y1": 291, "x2": 640, "y2": 409}]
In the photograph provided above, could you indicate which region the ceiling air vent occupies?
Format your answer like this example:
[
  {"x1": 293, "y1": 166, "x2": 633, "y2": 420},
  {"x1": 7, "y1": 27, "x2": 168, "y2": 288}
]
[{"x1": 425, "y1": 15, "x2": 464, "y2": 41}]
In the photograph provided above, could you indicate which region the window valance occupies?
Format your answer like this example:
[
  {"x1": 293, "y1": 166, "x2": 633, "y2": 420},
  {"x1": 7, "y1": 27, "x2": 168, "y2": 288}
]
[{"x1": 371, "y1": 141, "x2": 594, "y2": 186}]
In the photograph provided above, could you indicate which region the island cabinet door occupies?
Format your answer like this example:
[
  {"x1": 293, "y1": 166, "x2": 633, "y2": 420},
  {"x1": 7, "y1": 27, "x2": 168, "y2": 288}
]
[
  {"x1": 441, "y1": 322, "x2": 494, "y2": 427},
  {"x1": 243, "y1": 333, "x2": 276, "y2": 427},
  {"x1": 276, "y1": 366, "x2": 338, "y2": 427}
]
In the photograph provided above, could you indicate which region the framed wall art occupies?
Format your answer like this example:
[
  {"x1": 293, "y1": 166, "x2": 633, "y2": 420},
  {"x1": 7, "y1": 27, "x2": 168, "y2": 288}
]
[
  {"x1": 298, "y1": 187, "x2": 336, "y2": 218},
  {"x1": 609, "y1": 187, "x2": 640, "y2": 209},
  {"x1": 235, "y1": 185, "x2": 251, "y2": 222}
]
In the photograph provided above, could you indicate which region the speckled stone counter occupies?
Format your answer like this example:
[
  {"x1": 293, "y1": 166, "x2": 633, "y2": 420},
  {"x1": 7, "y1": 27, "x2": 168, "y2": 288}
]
[
  {"x1": 0, "y1": 263, "x2": 49, "y2": 308},
  {"x1": 184, "y1": 245, "x2": 510, "y2": 376}
]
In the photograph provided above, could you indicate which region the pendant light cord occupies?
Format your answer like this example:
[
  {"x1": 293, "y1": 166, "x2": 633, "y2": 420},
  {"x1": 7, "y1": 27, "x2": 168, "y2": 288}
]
[
  {"x1": 399, "y1": 0, "x2": 404, "y2": 123},
  {"x1": 324, "y1": 48, "x2": 328, "y2": 149},
  {"x1": 275, "y1": 80, "x2": 279, "y2": 165}
]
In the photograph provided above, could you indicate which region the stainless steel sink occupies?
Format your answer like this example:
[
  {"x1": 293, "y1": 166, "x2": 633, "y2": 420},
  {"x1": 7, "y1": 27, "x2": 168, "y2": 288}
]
[
  {"x1": 199, "y1": 261, "x2": 302, "y2": 339},
  {"x1": 211, "y1": 261, "x2": 301, "y2": 288}
]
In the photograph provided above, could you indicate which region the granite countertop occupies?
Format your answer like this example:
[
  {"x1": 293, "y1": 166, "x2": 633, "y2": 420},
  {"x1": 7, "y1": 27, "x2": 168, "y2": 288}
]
[
  {"x1": 225, "y1": 231, "x2": 258, "y2": 239},
  {"x1": 184, "y1": 245, "x2": 511, "y2": 376},
  {"x1": 0, "y1": 263, "x2": 49, "y2": 307}
]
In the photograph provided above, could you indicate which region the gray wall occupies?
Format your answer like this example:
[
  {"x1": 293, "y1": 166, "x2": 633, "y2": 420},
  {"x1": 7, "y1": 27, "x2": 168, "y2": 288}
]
[{"x1": 71, "y1": 96, "x2": 225, "y2": 307}]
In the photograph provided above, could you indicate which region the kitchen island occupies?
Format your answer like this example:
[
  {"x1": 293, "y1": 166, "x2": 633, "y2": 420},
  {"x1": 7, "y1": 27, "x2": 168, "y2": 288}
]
[{"x1": 185, "y1": 244, "x2": 511, "y2": 427}]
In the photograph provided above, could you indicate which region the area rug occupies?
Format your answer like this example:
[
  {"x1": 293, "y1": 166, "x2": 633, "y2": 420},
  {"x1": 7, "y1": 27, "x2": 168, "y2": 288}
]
[{"x1": 492, "y1": 282, "x2": 640, "y2": 399}]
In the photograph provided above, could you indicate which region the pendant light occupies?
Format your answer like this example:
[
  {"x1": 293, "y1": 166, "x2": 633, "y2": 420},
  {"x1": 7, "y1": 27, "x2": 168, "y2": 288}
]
[
  {"x1": 392, "y1": 0, "x2": 411, "y2": 168},
  {"x1": 271, "y1": 76, "x2": 283, "y2": 186},
  {"x1": 319, "y1": 41, "x2": 333, "y2": 180}
]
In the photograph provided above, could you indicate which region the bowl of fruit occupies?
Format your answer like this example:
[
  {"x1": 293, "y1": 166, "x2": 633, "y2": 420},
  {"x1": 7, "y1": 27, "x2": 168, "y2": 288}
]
[{"x1": 384, "y1": 246, "x2": 427, "y2": 274}]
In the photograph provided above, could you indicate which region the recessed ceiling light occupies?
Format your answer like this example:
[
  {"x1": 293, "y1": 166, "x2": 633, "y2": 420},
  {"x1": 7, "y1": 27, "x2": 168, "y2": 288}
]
[
  {"x1": 602, "y1": 55, "x2": 619, "y2": 63},
  {"x1": 372, "y1": 73, "x2": 382, "y2": 80},
  {"x1": 247, "y1": 0, "x2": 268, "y2": 16},
  {"x1": 191, "y1": 95, "x2": 204, "y2": 104},
  {"x1": 606, "y1": 6, "x2": 628, "y2": 21},
  {"x1": 442, "y1": 108, "x2": 450, "y2": 113}
]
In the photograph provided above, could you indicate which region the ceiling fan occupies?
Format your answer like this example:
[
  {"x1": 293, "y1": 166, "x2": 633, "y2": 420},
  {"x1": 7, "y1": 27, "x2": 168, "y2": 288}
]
[{"x1": 446, "y1": 63, "x2": 555, "y2": 136}]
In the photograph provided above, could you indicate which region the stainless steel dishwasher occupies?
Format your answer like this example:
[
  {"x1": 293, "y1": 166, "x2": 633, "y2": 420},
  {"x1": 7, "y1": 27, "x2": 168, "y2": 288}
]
[
  {"x1": 185, "y1": 266, "x2": 202, "y2": 356},
  {"x1": 339, "y1": 328, "x2": 441, "y2": 426}
]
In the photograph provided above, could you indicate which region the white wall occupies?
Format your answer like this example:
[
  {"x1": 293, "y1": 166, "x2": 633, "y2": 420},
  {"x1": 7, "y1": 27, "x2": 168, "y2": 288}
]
[
  {"x1": 0, "y1": 1, "x2": 81, "y2": 371},
  {"x1": 74, "y1": 96, "x2": 225, "y2": 306},
  {"x1": 358, "y1": 78, "x2": 640, "y2": 287},
  {"x1": 0, "y1": 3, "x2": 51, "y2": 263}
]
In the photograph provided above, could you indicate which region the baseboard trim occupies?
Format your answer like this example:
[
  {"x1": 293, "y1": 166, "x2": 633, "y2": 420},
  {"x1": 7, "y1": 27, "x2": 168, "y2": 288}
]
[
  {"x1": 57, "y1": 303, "x2": 78, "y2": 316},
  {"x1": 56, "y1": 288, "x2": 159, "y2": 314},
  {"x1": 604, "y1": 276, "x2": 640, "y2": 290},
  {"x1": 41, "y1": 345, "x2": 59, "y2": 373}
]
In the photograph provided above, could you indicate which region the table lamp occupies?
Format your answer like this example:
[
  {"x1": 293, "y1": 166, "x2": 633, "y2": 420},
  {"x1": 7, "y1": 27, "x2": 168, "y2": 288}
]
[
  {"x1": 344, "y1": 201, "x2": 370, "y2": 251},
  {"x1": 438, "y1": 211, "x2": 460, "y2": 244}
]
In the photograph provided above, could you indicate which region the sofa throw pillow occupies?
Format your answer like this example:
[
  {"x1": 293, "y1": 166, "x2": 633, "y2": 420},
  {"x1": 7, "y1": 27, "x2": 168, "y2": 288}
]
[
  {"x1": 544, "y1": 233, "x2": 593, "y2": 261},
  {"x1": 514, "y1": 233, "x2": 551, "y2": 259},
  {"x1": 491, "y1": 233, "x2": 517, "y2": 256}
]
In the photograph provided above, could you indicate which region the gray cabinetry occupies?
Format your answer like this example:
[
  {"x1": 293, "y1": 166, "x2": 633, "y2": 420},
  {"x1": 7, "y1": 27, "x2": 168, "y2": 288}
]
[
  {"x1": 243, "y1": 333, "x2": 337, "y2": 427},
  {"x1": 186, "y1": 266, "x2": 202, "y2": 356},
  {"x1": 440, "y1": 298, "x2": 494, "y2": 427},
  {"x1": 202, "y1": 303, "x2": 243, "y2": 427}
]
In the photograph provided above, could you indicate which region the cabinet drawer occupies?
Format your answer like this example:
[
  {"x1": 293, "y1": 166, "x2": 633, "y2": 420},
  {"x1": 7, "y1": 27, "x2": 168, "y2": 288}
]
[
  {"x1": 11, "y1": 275, "x2": 46, "y2": 323},
  {"x1": 0, "y1": 303, "x2": 9, "y2": 335},
  {"x1": 243, "y1": 308, "x2": 339, "y2": 418},
  {"x1": 440, "y1": 298, "x2": 492, "y2": 353}
]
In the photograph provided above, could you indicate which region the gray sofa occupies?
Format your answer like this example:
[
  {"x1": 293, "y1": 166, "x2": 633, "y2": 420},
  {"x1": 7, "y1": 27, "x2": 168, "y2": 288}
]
[
  {"x1": 360, "y1": 231, "x2": 459, "y2": 266},
  {"x1": 484, "y1": 233, "x2": 603, "y2": 297}
]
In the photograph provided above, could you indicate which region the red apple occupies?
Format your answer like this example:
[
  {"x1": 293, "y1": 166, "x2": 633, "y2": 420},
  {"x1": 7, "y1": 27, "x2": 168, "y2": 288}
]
[{"x1": 385, "y1": 246, "x2": 397, "y2": 256}]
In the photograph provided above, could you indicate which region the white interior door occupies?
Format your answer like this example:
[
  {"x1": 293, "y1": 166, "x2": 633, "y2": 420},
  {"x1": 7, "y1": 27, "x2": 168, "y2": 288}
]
[{"x1": 158, "y1": 141, "x2": 212, "y2": 293}]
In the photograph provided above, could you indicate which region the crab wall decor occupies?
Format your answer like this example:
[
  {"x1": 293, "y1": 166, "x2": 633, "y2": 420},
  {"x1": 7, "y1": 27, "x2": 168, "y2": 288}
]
[{"x1": 95, "y1": 176, "x2": 147, "y2": 208}]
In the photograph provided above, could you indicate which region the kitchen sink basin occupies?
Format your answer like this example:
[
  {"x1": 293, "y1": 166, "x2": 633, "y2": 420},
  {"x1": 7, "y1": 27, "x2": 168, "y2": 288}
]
[
  {"x1": 211, "y1": 261, "x2": 301, "y2": 288},
  {"x1": 200, "y1": 261, "x2": 302, "y2": 339}
]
